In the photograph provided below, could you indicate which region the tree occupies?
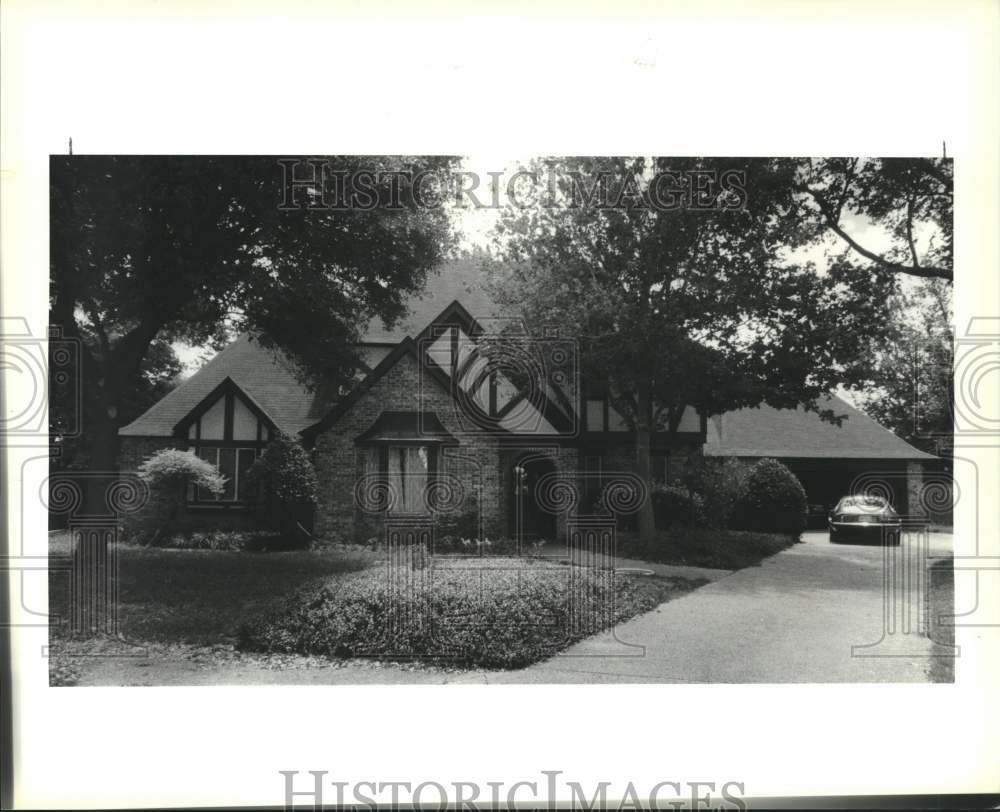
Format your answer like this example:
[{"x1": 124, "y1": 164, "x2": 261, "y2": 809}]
[
  {"x1": 792, "y1": 158, "x2": 953, "y2": 281},
  {"x1": 50, "y1": 155, "x2": 457, "y2": 509},
  {"x1": 490, "y1": 157, "x2": 897, "y2": 544},
  {"x1": 853, "y1": 279, "x2": 953, "y2": 457},
  {"x1": 50, "y1": 336, "x2": 183, "y2": 471},
  {"x1": 50, "y1": 156, "x2": 457, "y2": 635},
  {"x1": 246, "y1": 433, "x2": 319, "y2": 539}
]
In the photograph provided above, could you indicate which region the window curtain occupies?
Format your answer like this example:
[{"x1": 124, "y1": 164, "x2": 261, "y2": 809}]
[{"x1": 387, "y1": 446, "x2": 429, "y2": 513}]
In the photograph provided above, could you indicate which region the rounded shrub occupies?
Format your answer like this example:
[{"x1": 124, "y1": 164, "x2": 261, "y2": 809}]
[
  {"x1": 650, "y1": 483, "x2": 706, "y2": 528},
  {"x1": 129, "y1": 449, "x2": 226, "y2": 545},
  {"x1": 730, "y1": 458, "x2": 807, "y2": 535},
  {"x1": 245, "y1": 433, "x2": 318, "y2": 546},
  {"x1": 680, "y1": 456, "x2": 751, "y2": 529}
]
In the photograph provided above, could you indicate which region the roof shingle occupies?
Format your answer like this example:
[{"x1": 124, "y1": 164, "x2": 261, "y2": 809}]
[
  {"x1": 119, "y1": 335, "x2": 335, "y2": 437},
  {"x1": 362, "y1": 256, "x2": 500, "y2": 343},
  {"x1": 704, "y1": 394, "x2": 936, "y2": 460},
  {"x1": 120, "y1": 258, "x2": 936, "y2": 463}
]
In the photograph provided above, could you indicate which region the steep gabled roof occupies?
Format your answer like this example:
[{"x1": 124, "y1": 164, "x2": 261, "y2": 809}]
[
  {"x1": 704, "y1": 394, "x2": 937, "y2": 460},
  {"x1": 299, "y1": 337, "x2": 470, "y2": 439},
  {"x1": 362, "y1": 255, "x2": 501, "y2": 343},
  {"x1": 172, "y1": 375, "x2": 278, "y2": 437},
  {"x1": 121, "y1": 259, "x2": 936, "y2": 463},
  {"x1": 119, "y1": 335, "x2": 336, "y2": 438}
]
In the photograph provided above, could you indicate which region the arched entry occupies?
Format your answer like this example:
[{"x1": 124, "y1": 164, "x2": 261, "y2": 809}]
[{"x1": 510, "y1": 453, "x2": 558, "y2": 543}]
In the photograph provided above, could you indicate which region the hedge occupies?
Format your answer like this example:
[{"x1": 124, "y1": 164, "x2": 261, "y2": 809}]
[{"x1": 730, "y1": 458, "x2": 807, "y2": 535}]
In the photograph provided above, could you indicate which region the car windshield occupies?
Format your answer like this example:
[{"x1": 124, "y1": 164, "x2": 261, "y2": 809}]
[{"x1": 838, "y1": 496, "x2": 889, "y2": 510}]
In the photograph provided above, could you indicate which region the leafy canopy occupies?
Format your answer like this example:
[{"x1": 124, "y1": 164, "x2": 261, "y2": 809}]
[
  {"x1": 489, "y1": 156, "x2": 899, "y2": 428},
  {"x1": 792, "y1": 157, "x2": 952, "y2": 281},
  {"x1": 50, "y1": 155, "x2": 459, "y2": 394}
]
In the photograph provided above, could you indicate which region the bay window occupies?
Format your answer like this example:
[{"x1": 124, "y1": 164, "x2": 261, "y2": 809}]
[{"x1": 355, "y1": 411, "x2": 456, "y2": 515}]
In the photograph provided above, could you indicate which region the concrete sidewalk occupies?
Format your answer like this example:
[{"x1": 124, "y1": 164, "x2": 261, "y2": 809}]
[
  {"x1": 485, "y1": 531, "x2": 955, "y2": 684},
  {"x1": 533, "y1": 543, "x2": 734, "y2": 582}
]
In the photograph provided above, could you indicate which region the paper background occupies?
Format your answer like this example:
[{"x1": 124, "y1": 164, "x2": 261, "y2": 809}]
[{"x1": 2, "y1": 0, "x2": 997, "y2": 807}]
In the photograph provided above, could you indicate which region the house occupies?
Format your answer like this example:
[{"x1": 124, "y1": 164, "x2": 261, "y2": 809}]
[{"x1": 118, "y1": 258, "x2": 940, "y2": 541}]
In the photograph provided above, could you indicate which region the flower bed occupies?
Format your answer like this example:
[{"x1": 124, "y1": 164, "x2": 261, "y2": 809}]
[{"x1": 238, "y1": 558, "x2": 701, "y2": 668}]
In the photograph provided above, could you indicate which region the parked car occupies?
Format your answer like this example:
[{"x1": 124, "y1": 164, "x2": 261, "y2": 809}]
[{"x1": 828, "y1": 495, "x2": 901, "y2": 545}]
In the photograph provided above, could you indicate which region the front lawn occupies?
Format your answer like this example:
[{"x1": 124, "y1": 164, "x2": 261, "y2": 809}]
[
  {"x1": 617, "y1": 527, "x2": 799, "y2": 570},
  {"x1": 48, "y1": 532, "x2": 377, "y2": 645},
  {"x1": 238, "y1": 557, "x2": 705, "y2": 668},
  {"x1": 48, "y1": 533, "x2": 706, "y2": 677}
]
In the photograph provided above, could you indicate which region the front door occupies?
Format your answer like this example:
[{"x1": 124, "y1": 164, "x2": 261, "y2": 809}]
[{"x1": 511, "y1": 455, "x2": 558, "y2": 543}]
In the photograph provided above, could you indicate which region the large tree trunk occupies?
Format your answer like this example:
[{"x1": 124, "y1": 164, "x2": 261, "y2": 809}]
[
  {"x1": 635, "y1": 383, "x2": 657, "y2": 546},
  {"x1": 72, "y1": 377, "x2": 123, "y2": 636},
  {"x1": 85, "y1": 399, "x2": 121, "y2": 513}
]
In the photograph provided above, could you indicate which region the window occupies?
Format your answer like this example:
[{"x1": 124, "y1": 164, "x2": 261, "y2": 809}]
[
  {"x1": 182, "y1": 385, "x2": 274, "y2": 505},
  {"x1": 359, "y1": 444, "x2": 438, "y2": 514},
  {"x1": 651, "y1": 452, "x2": 677, "y2": 484},
  {"x1": 584, "y1": 394, "x2": 629, "y2": 432},
  {"x1": 387, "y1": 446, "x2": 431, "y2": 513},
  {"x1": 193, "y1": 446, "x2": 261, "y2": 502},
  {"x1": 355, "y1": 412, "x2": 453, "y2": 515},
  {"x1": 585, "y1": 399, "x2": 605, "y2": 431}
]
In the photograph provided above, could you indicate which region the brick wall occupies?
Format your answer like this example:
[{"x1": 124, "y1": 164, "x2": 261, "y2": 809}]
[
  {"x1": 905, "y1": 460, "x2": 925, "y2": 520},
  {"x1": 312, "y1": 352, "x2": 510, "y2": 544},
  {"x1": 118, "y1": 436, "x2": 181, "y2": 472}
]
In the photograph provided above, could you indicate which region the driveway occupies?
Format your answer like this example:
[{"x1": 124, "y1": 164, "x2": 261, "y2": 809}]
[{"x1": 487, "y1": 530, "x2": 955, "y2": 684}]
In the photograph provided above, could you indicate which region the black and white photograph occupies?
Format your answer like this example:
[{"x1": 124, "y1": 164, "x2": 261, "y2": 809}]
[
  {"x1": 2, "y1": 1, "x2": 997, "y2": 809},
  {"x1": 45, "y1": 155, "x2": 958, "y2": 687}
]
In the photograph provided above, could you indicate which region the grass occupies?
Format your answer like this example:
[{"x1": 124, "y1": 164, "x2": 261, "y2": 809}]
[
  {"x1": 48, "y1": 532, "x2": 705, "y2": 672},
  {"x1": 48, "y1": 532, "x2": 378, "y2": 645},
  {"x1": 238, "y1": 556, "x2": 705, "y2": 668},
  {"x1": 616, "y1": 527, "x2": 799, "y2": 570},
  {"x1": 927, "y1": 558, "x2": 955, "y2": 683}
]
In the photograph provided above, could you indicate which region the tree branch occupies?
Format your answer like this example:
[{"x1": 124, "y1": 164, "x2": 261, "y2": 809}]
[
  {"x1": 905, "y1": 196, "x2": 921, "y2": 270},
  {"x1": 799, "y1": 185, "x2": 952, "y2": 281},
  {"x1": 833, "y1": 158, "x2": 858, "y2": 224}
]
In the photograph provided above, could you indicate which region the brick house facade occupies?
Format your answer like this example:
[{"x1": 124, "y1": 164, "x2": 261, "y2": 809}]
[{"x1": 117, "y1": 259, "x2": 941, "y2": 541}]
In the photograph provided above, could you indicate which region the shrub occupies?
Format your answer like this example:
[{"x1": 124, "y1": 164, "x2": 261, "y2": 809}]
[
  {"x1": 618, "y1": 527, "x2": 798, "y2": 570},
  {"x1": 246, "y1": 433, "x2": 318, "y2": 541},
  {"x1": 730, "y1": 458, "x2": 807, "y2": 535},
  {"x1": 650, "y1": 483, "x2": 706, "y2": 528},
  {"x1": 128, "y1": 450, "x2": 225, "y2": 545},
  {"x1": 238, "y1": 559, "x2": 650, "y2": 668},
  {"x1": 159, "y1": 530, "x2": 284, "y2": 552},
  {"x1": 680, "y1": 457, "x2": 752, "y2": 529},
  {"x1": 434, "y1": 498, "x2": 481, "y2": 540}
]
